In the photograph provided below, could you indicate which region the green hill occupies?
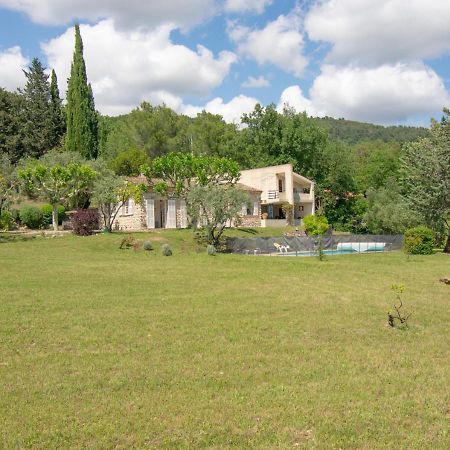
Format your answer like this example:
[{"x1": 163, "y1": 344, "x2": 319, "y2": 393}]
[{"x1": 313, "y1": 116, "x2": 430, "y2": 144}]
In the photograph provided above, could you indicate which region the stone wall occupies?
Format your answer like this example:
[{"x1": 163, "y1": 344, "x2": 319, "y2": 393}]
[
  {"x1": 114, "y1": 201, "x2": 146, "y2": 231},
  {"x1": 240, "y1": 215, "x2": 261, "y2": 227}
]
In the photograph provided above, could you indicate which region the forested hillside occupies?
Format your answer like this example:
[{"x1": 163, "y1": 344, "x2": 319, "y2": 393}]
[{"x1": 312, "y1": 116, "x2": 429, "y2": 144}]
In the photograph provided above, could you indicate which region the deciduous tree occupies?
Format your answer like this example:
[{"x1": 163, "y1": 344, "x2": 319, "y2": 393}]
[
  {"x1": 401, "y1": 109, "x2": 450, "y2": 252},
  {"x1": 18, "y1": 152, "x2": 97, "y2": 231}
]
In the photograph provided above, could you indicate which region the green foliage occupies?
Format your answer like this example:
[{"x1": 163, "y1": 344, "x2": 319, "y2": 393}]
[
  {"x1": 353, "y1": 141, "x2": 401, "y2": 192},
  {"x1": 19, "y1": 58, "x2": 55, "y2": 158},
  {"x1": 364, "y1": 186, "x2": 417, "y2": 234},
  {"x1": 49, "y1": 69, "x2": 65, "y2": 148},
  {"x1": 404, "y1": 226, "x2": 435, "y2": 255},
  {"x1": 161, "y1": 243, "x2": 172, "y2": 256},
  {"x1": 19, "y1": 205, "x2": 43, "y2": 229},
  {"x1": 143, "y1": 241, "x2": 153, "y2": 251},
  {"x1": 187, "y1": 185, "x2": 250, "y2": 247},
  {"x1": 142, "y1": 153, "x2": 240, "y2": 198},
  {"x1": 303, "y1": 215, "x2": 329, "y2": 236},
  {"x1": 91, "y1": 172, "x2": 146, "y2": 232},
  {"x1": 314, "y1": 116, "x2": 429, "y2": 145},
  {"x1": 206, "y1": 244, "x2": 217, "y2": 256},
  {"x1": 401, "y1": 109, "x2": 450, "y2": 251},
  {"x1": 237, "y1": 104, "x2": 328, "y2": 182},
  {"x1": 0, "y1": 154, "x2": 18, "y2": 216},
  {"x1": 0, "y1": 210, "x2": 14, "y2": 231},
  {"x1": 18, "y1": 151, "x2": 97, "y2": 230},
  {"x1": 103, "y1": 102, "x2": 190, "y2": 159},
  {"x1": 66, "y1": 24, "x2": 98, "y2": 158},
  {"x1": 109, "y1": 148, "x2": 150, "y2": 176},
  {"x1": 0, "y1": 88, "x2": 25, "y2": 162},
  {"x1": 187, "y1": 111, "x2": 238, "y2": 158},
  {"x1": 42, "y1": 204, "x2": 66, "y2": 227}
]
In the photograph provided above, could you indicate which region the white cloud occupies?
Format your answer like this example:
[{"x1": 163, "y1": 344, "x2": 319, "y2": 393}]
[
  {"x1": 306, "y1": 0, "x2": 450, "y2": 64},
  {"x1": 0, "y1": 46, "x2": 28, "y2": 90},
  {"x1": 42, "y1": 20, "x2": 237, "y2": 115},
  {"x1": 241, "y1": 75, "x2": 270, "y2": 88},
  {"x1": 277, "y1": 64, "x2": 449, "y2": 124},
  {"x1": 228, "y1": 7, "x2": 307, "y2": 77},
  {"x1": 225, "y1": 0, "x2": 272, "y2": 14},
  {"x1": 277, "y1": 85, "x2": 318, "y2": 115},
  {"x1": 0, "y1": 0, "x2": 219, "y2": 30},
  {"x1": 182, "y1": 94, "x2": 259, "y2": 123}
]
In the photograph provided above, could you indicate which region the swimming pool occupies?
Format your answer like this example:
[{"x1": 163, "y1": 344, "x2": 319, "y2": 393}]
[{"x1": 275, "y1": 248, "x2": 386, "y2": 257}]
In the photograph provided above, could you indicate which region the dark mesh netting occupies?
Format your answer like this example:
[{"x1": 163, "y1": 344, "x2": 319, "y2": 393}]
[{"x1": 227, "y1": 234, "x2": 404, "y2": 256}]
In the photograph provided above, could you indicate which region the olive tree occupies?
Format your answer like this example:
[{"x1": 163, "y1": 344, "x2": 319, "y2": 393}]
[
  {"x1": 187, "y1": 185, "x2": 250, "y2": 247},
  {"x1": 91, "y1": 172, "x2": 146, "y2": 232}
]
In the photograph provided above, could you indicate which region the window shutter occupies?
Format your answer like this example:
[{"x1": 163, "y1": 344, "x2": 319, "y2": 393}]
[
  {"x1": 253, "y1": 201, "x2": 259, "y2": 216},
  {"x1": 179, "y1": 199, "x2": 188, "y2": 228},
  {"x1": 146, "y1": 198, "x2": 155, "y2": 228},
  {"x1": 166, "y1": 199, "x2": 176, "y2": 228}
]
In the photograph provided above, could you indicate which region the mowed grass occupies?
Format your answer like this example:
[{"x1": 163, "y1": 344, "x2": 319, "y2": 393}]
[{"x1": 0, "y1": 230, "x2": 449, "y2": 449}]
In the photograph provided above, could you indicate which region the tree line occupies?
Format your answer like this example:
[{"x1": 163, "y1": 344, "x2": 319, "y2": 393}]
[{"x1": 0, "y1": 25, "x2": 448, "y2": 251}]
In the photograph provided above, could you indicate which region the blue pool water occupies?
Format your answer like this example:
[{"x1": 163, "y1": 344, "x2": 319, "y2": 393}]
[{"x1": 276, "y1": 248, "x2": 386, "y2": 257}]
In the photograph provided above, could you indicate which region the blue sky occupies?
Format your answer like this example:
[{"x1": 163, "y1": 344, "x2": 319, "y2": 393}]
[{"x1": 1, "y1": 0, "x2": 449, "y2": 126}]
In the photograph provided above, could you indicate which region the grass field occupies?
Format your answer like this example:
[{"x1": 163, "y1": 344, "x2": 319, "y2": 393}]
[{"x1": 1, "y1": 229, "x2": 449, "y2": 449}]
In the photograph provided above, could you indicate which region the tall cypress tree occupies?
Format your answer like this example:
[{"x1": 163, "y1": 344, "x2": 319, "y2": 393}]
[
  {"x1": 20, "y1": 57, "x2": 53, "y2": 158},
  {"x1": 66, "y1": 24, "x2": 98, "y2": 159},
  {"x1": 49, "y1": 69, "x2": 65, "y2": 148}
]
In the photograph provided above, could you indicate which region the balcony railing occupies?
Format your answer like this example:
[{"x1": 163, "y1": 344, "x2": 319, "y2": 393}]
[{"x1": 267, "y1": 190, "x2": 279, "y2": 199}]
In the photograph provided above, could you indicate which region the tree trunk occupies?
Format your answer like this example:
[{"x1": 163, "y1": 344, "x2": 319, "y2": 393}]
[
  {"x1": 444, "y1": 232, "x2": 450, "y2": 254},
  {"x1": 52, "y1": 204, "x2": 58, "y2": 231}
]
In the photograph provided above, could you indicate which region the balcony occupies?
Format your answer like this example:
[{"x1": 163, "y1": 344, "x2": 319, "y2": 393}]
[
  {"x1": 294, "y1": 192, "x2": 314, "y2": 203},
  {"x1": 264, "y1": 190, "x2": 287, "y2": 202}
]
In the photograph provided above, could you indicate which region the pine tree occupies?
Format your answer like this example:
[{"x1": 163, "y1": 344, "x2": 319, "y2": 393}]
[
  {"x1": 20, "y1": 57, "x2": 53, "y2": 158},
  {"x1": 66, "y1": 24, "x2": 98, "y2": 159},
  {"x1": 49, "y1": 69, "x2": 65, "y2": 148}
]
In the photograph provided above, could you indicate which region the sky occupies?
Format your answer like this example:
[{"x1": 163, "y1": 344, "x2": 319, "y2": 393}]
[{"x1": 1, "y1": 0, "x2": 450, "y2": 126}]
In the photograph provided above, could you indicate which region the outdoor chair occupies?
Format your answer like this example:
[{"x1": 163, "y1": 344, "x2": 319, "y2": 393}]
[{"x1": 273, "y1": 243, "x2": 290, "y2": 253}]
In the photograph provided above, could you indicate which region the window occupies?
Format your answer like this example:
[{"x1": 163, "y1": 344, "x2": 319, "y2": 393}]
[
  {"x1": 121, "y1": 199, "x2": 133, "y2": 216},
  {"x1": 278, "y1": 179, "x2": 283, "y2": 192}
]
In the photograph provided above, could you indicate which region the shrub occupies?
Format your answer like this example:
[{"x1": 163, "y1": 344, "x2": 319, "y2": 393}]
[
  {"x1": 71, "y1": 208, "x2": 99, "y2": 236},
  {"x1": 41, "y1": 204, "x2": 66, "y2": 227},
  {"x1": 0, "y1": 210, "x2": 14, "y2": 231},
  {"x1": 206, "y1": 244, "x2": 216, "y2": 256},
  {"x1": 19, "y1": 205, "x2": 43, "y2": 229},
  {"x1": 10, "y1": 208, "x2": 20, "y2": 224},
  {"x1": 303, "y1": 214, "x2": 329, "y2": 236},
  {"x1": 404, "y1": 226, "x2": 435, "y2": 255},
  {"x1": 161, "y1": 243, "x2": 172, "y2": 256},
  {"x1": 143, "y1": 240, "x2": 153, "y2": 251}
]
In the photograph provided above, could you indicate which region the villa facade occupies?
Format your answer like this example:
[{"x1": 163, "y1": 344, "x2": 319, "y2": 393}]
[{"x1": 113, "y1": 164, "x2": 315, "y2": 231}]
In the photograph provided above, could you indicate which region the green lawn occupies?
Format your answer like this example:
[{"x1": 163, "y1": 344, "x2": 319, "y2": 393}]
[{"x1": 1, "y1": 230, "x2": 449, "y2": 449}]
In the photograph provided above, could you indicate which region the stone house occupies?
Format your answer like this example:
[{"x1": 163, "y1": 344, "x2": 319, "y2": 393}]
[{"x1": 113, "y1": 164, "x2": 314, "y2": 231}]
